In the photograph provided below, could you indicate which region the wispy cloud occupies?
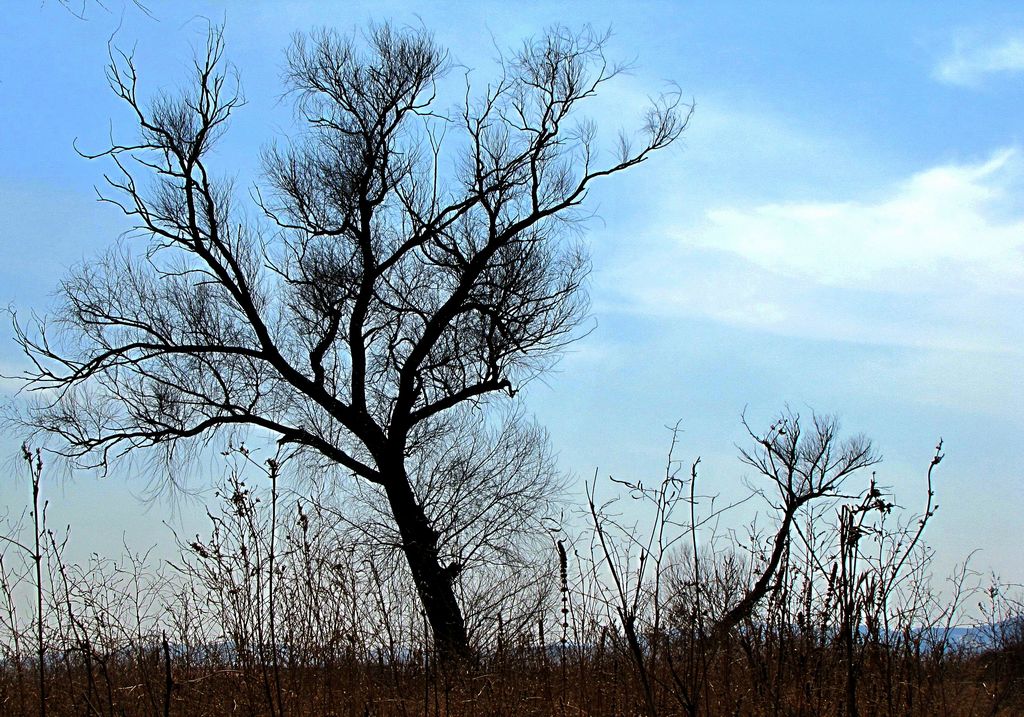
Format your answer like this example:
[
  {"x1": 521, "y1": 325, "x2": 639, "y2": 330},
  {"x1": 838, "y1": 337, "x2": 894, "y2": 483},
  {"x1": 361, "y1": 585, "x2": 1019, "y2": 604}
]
[
  {"x1": 694, "y1": 149, "x2": 1024, "y2": 292},
  {"x1": 935, "y1": 32, "x2": 1024, "y2": 86},
  {"x1": 602, "y1": 149, "x2": 1024, "y2": 354}
]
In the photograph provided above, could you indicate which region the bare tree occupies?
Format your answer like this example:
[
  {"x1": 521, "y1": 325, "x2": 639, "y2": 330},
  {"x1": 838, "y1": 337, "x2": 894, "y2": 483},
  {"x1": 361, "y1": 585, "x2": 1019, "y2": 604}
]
[
  {"x1": 583, "y1": 409, "x2": 878, "y2": 715},
  {"x1": 11, "y1": 23, "x2": 686, "y2": 656},
  {"x1": 712, "y1": 409, "x2": 880, "y2": 644}
]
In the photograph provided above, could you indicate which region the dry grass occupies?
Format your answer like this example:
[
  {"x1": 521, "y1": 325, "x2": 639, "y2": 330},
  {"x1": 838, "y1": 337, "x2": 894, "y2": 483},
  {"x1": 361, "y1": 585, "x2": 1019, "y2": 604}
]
[
  {"x1": 2, "y1": 426, "x2": 1022, "y2": 717},
  {"x1": 0, "y1": 636, "x2": 1020, "y2": 716}
]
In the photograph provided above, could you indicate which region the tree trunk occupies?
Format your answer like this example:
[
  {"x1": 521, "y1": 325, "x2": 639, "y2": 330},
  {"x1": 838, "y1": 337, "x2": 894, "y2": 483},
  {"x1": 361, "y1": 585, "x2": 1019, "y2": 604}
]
[
  {"x1": 710, "y1": 505, "x2": 798, "y2": 648},
  {"x1": 383, "y1": 474, "x2": 469, "y2": 659}
]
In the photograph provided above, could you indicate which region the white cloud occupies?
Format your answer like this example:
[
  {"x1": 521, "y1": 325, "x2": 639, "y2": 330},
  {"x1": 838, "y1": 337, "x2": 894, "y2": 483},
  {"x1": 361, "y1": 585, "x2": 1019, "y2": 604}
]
[
  {"x1": 695, "y1": 148, "x2": 1024, "y2": 292},
  {"x1": 602, "y1": 149, "x2": 1024, "y2": 354},
  {"x1": 935, "y1": 32, "x2": 1024, "y2": 86}
]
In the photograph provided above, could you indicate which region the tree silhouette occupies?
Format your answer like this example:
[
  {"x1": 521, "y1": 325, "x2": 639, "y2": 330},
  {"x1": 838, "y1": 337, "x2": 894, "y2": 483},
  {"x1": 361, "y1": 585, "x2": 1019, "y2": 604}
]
[{"x1": 13, "y1": 24, "x2": 686, "y2": 656}]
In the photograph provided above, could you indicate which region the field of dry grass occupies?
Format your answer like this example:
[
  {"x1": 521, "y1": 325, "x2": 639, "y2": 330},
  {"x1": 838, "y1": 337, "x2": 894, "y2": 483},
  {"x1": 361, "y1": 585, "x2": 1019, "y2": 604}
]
[
  {"x1": 1, "y1": 432, "x2": 1021, "y2": 717},
  {"x1": 0, "y1": 629, "x2": 1021, "y2": 716}
]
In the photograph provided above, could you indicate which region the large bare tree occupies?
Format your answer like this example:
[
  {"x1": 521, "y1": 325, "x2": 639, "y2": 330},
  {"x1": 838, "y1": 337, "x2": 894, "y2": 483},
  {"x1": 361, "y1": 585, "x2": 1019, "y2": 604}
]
[{"x1": 12, "y1": 24, "x2": 686, "y2": 656}]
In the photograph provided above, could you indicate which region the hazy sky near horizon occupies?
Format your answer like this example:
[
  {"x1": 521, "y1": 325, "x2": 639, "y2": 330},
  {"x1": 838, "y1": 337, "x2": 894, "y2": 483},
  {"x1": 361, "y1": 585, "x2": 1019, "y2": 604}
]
[{"x1": 1, "y1": 1, "x2": 1023, "y2": 587}]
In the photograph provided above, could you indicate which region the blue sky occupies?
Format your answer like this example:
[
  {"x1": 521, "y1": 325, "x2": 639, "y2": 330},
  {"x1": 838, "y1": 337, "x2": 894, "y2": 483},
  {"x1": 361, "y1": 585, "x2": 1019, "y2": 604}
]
[{"x1": 2, "y1": 1, "x2": 1023, "y2": 587}]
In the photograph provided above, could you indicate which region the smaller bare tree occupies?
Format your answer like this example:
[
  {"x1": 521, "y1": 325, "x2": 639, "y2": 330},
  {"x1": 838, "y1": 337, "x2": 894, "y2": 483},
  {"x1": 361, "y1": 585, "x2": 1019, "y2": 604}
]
[
  {"x1": 711, "y1": 409, "x2": 880, "y2": 644},
  {"x1": 585, "y1": 409, "x2": 879, "y2": 716}
]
